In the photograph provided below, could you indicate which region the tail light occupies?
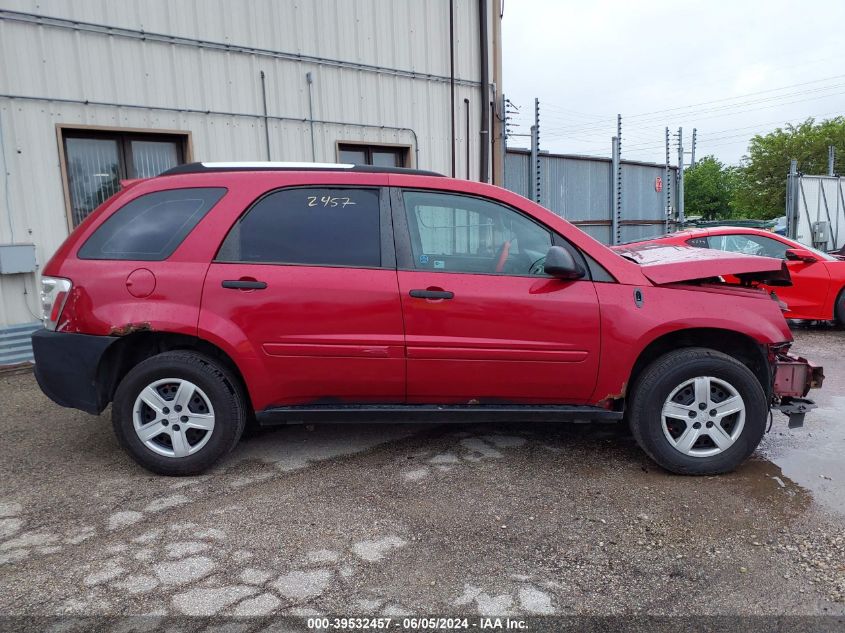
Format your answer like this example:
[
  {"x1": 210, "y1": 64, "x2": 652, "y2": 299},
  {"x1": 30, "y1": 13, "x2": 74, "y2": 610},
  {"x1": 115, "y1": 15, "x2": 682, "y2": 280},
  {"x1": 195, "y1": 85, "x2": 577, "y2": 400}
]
[{"x1": 40, "y1": 276, "x2": 72, "y2": 331}]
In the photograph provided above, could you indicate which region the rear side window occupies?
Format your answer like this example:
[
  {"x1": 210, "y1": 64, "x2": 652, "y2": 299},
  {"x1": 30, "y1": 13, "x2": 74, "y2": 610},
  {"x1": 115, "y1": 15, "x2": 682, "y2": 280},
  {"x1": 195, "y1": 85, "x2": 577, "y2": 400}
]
[
  {"x1": 217, "y1": 187, "x2": 381, "y2": 267},
  {"x1": 706, "y1": 233, "x2": 789, "y2": 259},
  {"x1": 78, "y1": 187, "x2": 226, "y2": 261}
]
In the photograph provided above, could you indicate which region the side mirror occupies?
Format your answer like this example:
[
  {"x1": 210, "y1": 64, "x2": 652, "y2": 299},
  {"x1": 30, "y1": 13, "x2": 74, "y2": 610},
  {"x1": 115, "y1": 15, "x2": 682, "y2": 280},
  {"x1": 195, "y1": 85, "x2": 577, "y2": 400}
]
[
  {"x1": 544, "y1": 245, "x2": 586, "y2": 280},
  {"x1": 785, "y1": 248, "x2": 818, "y2": 264}
]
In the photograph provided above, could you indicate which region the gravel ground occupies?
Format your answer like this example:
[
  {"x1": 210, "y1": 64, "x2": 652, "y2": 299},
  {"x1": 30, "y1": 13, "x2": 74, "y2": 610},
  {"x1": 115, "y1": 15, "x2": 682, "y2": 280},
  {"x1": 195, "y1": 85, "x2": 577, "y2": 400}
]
[{"x1": 0, "y1": 328, "x2": 843, "y2": 620}]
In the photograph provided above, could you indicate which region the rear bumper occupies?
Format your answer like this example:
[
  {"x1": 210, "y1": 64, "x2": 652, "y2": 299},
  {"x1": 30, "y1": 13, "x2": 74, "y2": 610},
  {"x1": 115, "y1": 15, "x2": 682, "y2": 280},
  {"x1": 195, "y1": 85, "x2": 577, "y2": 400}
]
[{"x1": 31, "y1": 328, "x2": 119, "y2": 414}]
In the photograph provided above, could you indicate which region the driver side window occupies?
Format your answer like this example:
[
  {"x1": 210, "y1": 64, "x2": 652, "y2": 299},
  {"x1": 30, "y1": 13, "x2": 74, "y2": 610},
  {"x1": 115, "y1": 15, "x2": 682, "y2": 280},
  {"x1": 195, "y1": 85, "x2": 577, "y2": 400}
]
[{"x1": 402, "y1": 190, "x2": 554, "y2": 275}]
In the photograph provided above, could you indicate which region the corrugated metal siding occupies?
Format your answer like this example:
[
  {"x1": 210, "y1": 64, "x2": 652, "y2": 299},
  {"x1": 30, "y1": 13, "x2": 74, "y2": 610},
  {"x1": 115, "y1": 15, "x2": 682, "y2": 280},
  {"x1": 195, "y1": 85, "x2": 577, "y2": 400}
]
[
  {"x1": 0, "y1": 0, "x2": 481, "y2": 82},
  {"x1": 504, "y1": 150, "x2": 678, "y2": 244},
  {"x1": 0, "y1": 0, "x2": 489, "y2": 327},
  {"x1": 0, "y1": 321, "x2": 39, "y2": 365}
]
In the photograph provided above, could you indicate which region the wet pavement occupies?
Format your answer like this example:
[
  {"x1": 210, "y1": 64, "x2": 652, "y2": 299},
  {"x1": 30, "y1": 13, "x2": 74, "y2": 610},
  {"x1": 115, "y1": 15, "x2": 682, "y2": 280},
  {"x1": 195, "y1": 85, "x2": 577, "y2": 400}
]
[
  {"x1": 759, "y1": 326, "x2": 845, "y2": 517},
  {"x1": 0, "y1": 327, "x2": 843, "y2": 619}
]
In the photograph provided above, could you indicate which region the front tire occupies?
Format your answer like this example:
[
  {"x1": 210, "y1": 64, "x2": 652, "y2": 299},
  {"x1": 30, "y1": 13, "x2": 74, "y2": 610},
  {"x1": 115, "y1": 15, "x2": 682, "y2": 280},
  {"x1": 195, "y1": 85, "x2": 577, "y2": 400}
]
[
  {"x1": 835, "y1": 288, "x2": 845, "y2": 328},
  {"x1": 627, "y1": 348, "x2": 767, "y2": 475},
  {"x1": 112, "y1": 351, "x2": 247, "y2": 476}
]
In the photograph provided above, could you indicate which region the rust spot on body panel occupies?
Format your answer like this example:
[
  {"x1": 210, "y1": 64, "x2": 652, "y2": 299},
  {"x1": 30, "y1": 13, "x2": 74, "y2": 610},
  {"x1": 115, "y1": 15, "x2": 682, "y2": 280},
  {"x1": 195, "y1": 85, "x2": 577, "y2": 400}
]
[{"x1": 109, "y1": 322, "x2": 152, "y2": 336}]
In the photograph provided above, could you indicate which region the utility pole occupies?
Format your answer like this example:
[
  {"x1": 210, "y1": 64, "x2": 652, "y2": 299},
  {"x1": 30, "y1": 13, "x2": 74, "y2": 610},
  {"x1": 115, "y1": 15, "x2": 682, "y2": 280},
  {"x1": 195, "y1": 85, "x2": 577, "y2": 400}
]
[
  {"x1": 612, "y1": 114, "x2": 623, "y2": 245},
  {"x1": 665, "y1": 126, "x2": 672, "y2": 230},
  {"x1": 499, "y1": 92, "x2": 508, "y2": 178},
  {"x1": 611, "y1": 136, "x2": 620, "y2": 245},
  {"x1": 786, "y1": 159, "x2": 799, "y2": 238},
  {"x1": 829, "y1": 145, "x2": 836, "y2": 176},
  {"x1": 691, "y1": 128, "x2": 697, "y2": 168},
  {"x1": 677, "y1": 127, "x2": 685, "y2": 225},
  {"x1": 529, "y1": 98, "x2": 541, "y2": 203}
]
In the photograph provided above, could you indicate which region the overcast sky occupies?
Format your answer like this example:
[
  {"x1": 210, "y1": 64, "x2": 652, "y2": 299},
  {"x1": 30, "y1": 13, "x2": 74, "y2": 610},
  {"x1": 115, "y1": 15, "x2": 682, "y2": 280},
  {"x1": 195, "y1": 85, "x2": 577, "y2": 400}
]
[{"x1": 502, "y1": 0, "x2": 845, "y2": 166}]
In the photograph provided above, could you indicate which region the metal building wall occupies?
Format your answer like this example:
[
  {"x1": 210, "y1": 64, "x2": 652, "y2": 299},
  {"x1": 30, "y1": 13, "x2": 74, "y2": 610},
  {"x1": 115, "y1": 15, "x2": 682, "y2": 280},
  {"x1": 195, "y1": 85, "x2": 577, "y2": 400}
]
[
  {"x1": 788, "y1": 175, "x2": 845, "y2": 251},
  {"x1": 504, "y1": 149, "x2": 678, "y2": 244},
  {"x1": 0, "y1": 0, "x2": 490, "y2": 328}
]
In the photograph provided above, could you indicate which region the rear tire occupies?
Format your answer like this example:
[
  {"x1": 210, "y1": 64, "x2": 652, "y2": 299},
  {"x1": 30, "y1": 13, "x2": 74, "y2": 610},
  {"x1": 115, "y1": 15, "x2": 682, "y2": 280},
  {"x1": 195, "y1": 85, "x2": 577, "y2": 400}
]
[
  {"x1": 627, "y1": 348, "x2": 767, "y2": 475},
  {"x1": 112, "y1": 351, "x2": 247, "y2": 476}
]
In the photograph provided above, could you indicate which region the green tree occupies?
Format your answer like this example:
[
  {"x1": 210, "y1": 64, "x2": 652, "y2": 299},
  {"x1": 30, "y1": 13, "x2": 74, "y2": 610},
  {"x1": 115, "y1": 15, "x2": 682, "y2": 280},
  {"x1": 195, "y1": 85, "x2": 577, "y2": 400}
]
[
  {"x1": 684, "y1": 155, "x2": 737, "y2": 220},
  {"x1": 733, "y1": 117, "x2": 845, "y2": 219}
]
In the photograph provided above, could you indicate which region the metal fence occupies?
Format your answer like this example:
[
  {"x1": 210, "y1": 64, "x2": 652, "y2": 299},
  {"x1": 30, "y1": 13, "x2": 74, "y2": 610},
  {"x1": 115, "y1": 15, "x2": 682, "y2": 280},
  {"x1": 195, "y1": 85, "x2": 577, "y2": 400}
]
[
  {"x1": 786, "y1": 165, "x2": 845, "y2": 252},
  {"x1": 504, "y1": 149, "x2": 678, "y2": 245}
]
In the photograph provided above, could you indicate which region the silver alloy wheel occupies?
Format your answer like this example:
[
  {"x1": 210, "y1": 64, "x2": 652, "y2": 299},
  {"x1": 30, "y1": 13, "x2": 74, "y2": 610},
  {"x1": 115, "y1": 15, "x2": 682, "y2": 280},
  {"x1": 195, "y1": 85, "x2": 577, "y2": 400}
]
[
  {"x1": 661, "y1": 376, "x2": 745, "y2": 458},
  {"x1": 132, "y1": 378, "x2": 216, "y2": 458}
]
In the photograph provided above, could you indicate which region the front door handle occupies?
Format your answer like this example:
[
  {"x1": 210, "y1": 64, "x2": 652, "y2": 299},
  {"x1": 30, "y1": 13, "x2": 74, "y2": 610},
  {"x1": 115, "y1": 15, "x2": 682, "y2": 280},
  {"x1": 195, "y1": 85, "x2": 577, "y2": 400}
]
[
  {"x1": 222, "y1": 279, "x2": 268, "y2": 290},
  {"x1": 409, "y1": 288, "x2": 454, "y2": 300}
]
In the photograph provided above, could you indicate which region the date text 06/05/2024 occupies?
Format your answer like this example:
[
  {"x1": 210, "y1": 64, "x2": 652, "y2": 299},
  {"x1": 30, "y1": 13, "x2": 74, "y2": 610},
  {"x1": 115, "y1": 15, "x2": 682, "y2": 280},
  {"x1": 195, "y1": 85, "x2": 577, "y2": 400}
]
[{"x1": 306, "y1": 616, "x2": 529, "y2": 630}]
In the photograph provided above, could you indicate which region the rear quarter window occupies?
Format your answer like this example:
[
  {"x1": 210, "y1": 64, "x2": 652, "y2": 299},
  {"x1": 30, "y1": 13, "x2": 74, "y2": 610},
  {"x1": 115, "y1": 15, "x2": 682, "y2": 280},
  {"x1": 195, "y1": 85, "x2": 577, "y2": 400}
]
[{"x1": 77, "y1": 187, "x2": 226, "y2": 261}]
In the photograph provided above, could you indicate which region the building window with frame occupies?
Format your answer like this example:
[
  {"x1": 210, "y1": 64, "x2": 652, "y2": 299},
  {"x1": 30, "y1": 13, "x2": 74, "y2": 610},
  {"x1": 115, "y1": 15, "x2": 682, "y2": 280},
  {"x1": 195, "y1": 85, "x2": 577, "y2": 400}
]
[
  {"x1": 61, "y1": 128, "x2": 189, "y2": 227},
  {"x1": 338, "y1": 143, "x2": 408, "y2": 168}
]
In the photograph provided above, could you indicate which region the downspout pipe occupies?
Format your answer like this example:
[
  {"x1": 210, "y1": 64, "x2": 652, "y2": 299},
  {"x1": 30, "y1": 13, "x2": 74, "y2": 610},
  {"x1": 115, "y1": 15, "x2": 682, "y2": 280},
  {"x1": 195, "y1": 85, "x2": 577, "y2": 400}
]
[
  {"x1": 464, "y1": 98, "x2": 470, "y2": 179},
  {"x1": 259, "y1": 71, "x2": 271, "y2": 160},
  {"x1": 478, "y1": 0, "x2": 490, "y2": 183},
  {"x1": 306, "y1": 71, "x2": 316, "y2": 161},
  {"x1": 449, "y1": 0, "x2": 456, "y2": 178}
]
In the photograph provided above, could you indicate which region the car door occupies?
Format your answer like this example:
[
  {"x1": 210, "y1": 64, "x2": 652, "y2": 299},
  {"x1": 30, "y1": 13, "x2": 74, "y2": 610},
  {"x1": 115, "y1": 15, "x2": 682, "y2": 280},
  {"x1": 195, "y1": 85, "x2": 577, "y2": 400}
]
[
  {"x1": 392, "y1": 188, "x2": 601, "y2": 404},
  {"x1": 200, "y1": 185, "x2": 405, "y2": 409},
  {"x1": 705, "y1": 232, "x2": 831, "y2": 318}
]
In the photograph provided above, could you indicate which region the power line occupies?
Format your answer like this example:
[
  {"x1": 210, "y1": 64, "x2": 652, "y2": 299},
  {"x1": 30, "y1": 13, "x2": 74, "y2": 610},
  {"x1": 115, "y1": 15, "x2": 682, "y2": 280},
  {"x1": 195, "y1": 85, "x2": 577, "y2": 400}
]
[
  {"x1": 624, "y1": 73, "x2": 845, "y2": 119},
  {"x1": 542, "y1": 88, "x2": 845, "y2": 146},
  {"x1": 539, "y1": 78, "x2": 845, "y2": 135}
]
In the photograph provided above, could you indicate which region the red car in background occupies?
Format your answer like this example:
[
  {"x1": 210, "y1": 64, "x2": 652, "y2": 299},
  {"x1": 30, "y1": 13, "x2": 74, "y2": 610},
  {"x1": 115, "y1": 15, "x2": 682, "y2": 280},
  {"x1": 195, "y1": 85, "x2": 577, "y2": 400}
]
[{"x1": 618, "y1": 227, "x2": 845, "y2": 326}]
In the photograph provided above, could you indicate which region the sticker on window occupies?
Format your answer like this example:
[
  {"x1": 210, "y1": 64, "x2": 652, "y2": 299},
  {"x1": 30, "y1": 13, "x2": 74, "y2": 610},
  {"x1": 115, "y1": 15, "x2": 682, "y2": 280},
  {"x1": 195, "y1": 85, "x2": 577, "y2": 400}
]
[
  {"x1": 433, "y1": 260, "x2": 445, "y2": 269},
  {"x1": 419, "y1": 254, "x2": 430, "y2": 265}
]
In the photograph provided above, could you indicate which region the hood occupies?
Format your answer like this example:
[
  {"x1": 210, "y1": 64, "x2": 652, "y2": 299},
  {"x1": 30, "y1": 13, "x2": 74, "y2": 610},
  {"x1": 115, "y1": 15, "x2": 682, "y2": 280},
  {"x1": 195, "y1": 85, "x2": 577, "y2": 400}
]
[{"x1": 615, "y1": 244, "x2": 791, "y2": 286}]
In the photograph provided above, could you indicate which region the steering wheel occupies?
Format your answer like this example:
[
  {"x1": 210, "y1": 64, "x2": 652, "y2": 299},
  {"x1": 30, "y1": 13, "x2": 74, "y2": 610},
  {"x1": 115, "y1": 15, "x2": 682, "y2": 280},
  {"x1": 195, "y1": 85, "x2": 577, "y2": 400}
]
[{"x1": 494, "y1": 240, "x2": 511, "y2": 273}]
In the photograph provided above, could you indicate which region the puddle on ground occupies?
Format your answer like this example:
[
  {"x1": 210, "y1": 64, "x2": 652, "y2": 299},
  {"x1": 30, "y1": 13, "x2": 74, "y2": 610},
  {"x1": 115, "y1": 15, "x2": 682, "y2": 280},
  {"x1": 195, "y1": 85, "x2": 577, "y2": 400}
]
[
  {"x1": 758, "y1": 327, "x2": 845, "y2": 517},
  {"x1": 724, "y1": 457, "x2": 812, "y2": 517}
]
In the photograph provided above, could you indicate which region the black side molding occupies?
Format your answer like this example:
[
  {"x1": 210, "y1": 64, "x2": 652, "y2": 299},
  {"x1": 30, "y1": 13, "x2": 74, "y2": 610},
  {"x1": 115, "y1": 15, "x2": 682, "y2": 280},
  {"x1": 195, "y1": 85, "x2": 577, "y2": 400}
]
[{"x1": 256, "y1": 404, "x2": 623, "y2": 426}]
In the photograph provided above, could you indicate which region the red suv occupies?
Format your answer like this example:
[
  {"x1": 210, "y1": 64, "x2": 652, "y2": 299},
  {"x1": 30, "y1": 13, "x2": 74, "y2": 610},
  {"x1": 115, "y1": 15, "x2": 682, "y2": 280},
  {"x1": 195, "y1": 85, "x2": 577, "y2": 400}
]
[{"x1": 33, "y1": 163, "x2": 823, "y2": 476}]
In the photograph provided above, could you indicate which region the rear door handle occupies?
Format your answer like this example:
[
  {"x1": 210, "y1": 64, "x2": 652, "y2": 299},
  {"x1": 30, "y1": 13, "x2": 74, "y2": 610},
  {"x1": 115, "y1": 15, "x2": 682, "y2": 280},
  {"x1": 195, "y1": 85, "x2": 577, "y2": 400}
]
[
  {"x1": 222, "y1": 279, "x2": 268, "y2": 290},
  {"x1": 409, "y1": 289, "x2": 454, "y2": 300}
]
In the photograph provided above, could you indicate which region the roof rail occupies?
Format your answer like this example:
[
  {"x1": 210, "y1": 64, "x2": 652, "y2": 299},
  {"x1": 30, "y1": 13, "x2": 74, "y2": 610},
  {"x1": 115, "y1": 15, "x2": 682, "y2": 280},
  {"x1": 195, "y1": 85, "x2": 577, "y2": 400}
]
[{"x1": 161, "y1": 162, "x2": 444, "y2": 177}]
